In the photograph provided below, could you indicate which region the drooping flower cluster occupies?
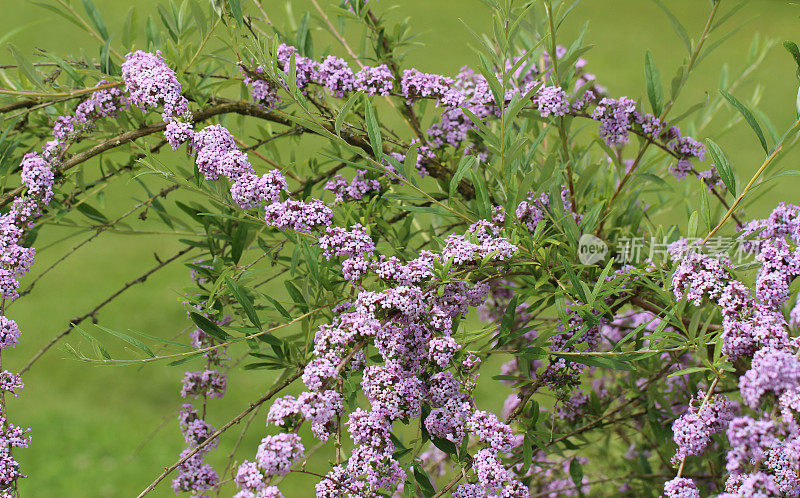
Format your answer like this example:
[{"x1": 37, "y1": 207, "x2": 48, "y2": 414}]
[
  {"x1": 671, "y1": 391, "x2": 737, "y2": 463},
  {"x1": 323, "y1": 170, "x2": 381, "y2": 203},
  {"x1": 172, "y1": 313, "x2": 230, "y2": 495},
  {"x1": 122, "y1": 50, "x2": 191, "y2": 121},
  {"x1": 662, "y1": 203, "x2": 800, "y2": 494},
  {"x1": 241, "y1": 64, "x2": 281, "y2": 108},
  {"x1": 224, "y1": 207, "x2": 518, "y2": 495}
]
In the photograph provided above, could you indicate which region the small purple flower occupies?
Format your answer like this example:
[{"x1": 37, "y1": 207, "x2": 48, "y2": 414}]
[{"x1": 256, "y1": 433, "x2": 304, "y2": 476}]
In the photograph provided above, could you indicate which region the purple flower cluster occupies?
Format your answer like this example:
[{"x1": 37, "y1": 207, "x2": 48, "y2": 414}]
[
  {"x1": 231, "y1": 171, "x2": 288, "y2": 210},
  {"x1": 671, "y1": 391, "x2": 737, "y2": 463},
  {"x1": 534, "y1": 86, "x2": 569, "y2": 117},
  {"x1": 317, "y1": 55, "x2": 356, "y2": 98},
  {"x1": 671, "y1": 249, "x2": 790, "y2": 360},
  {"x1": 663, "y1": 477, "x2": 700, "y2": 498},
  {"x1": 121, "y1": 50, "x2": 190, "y2": 121},
  {"x1": 192, "y1": 124, "x2": 254, "y2": 181},
  {"x1": 173, "y1": 332, "x2": 226, "y2": 495},
  {"x1": 442, "y1": 220, "x2": 518, "y2": 264},
  {"x1": 661, "y1": 203, "x2": 800, "y2": 492},
  {"x1": 354, "y1": 64, "x2": 394, "y2": 96},
  {"x1": 255, "y1": 433, "x2": 304, "y2": 476},
  {"x1": 264, "y1": 199, "x2": 333, "y2": 233},
  {"x1": 171, "y1": 402, "x2": 221, "y2": 495},
  {"x1": 323, "y1": 170, "x2": 381, "y2": 203},
  {"x1": 318, "y1": 224, "x2": 375, "y2": 260},
  {"x1": 241, "y1": 64, "x2": 281, "y2": 108},
  {"x1": 180, "y1": 369, "x2": 227, "y2": 399},
  {"x1": 50, "y1": 81, "x2": 126, "y2": 152},
  {"x1": 461, "y1": 448, "x2": 529, "y2": 497}
]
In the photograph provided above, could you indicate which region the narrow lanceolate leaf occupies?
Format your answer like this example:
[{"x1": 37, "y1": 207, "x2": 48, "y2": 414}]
[
  {"x1": 687, "y1": 210, "x2": 699, "y2": 239},
  {"x1": 644, "y1": 50, "x2": 663, "y2": 115},
  {"x1": 95, "y1": 325, "x2": 154, "y2": 357},
  {"x1": 81, "y1": 0, "x2": 109, "y2": 40},
  {"x1": 720, "y1": 89, "x2": 769, "y2": 153},
  {"x1": 226, "y1": 277, "x2": 261, "y2": 329},
  {"x1": 706, "y1": 138, "x2": 736, "y2": 195},
  {"x1": 497, "y1": 295, "x2": 518, "y2": 344},
  {"x1": 569, "y1": 457, "x2": 584, "y2": 487},
  {"x1": 76, "y1": 203, "x2": 110, "y2": 224},
  {"x1": 335, "y1": 90, "x2": 363, "y2": 136},
  {"x1": 402, "y1": 144, "x2": 419, "y2": 186},
  {"x1": 784, "y1": 41, "x2": 800, "y2": 71},
  {"x1": 284, "y1": 281, "x2": 308, "y2": 313},
  {"x1": 7, "y1": 43, "x2": 44, "y2": 89},
  {"x1": 551, "y1": 353, "x2": 635, "y2": 371},
  {"x1": 189, "y1": 312, "x2": 231, "y2": 340},
  {"x1": 189, "y1": 1, "x2": 207, "y2": 38},
  {"x1": 413, "y1": 466, "x2": 436, "y2": 498},
  {"x1": 227, "y1": 0, "x2": 243, "y2": 26},
  {"x1": 449, "y1": 155, "x2": 476, "y2": 198},
  {"x1": 262, "y1": 294, "x2": 292, "y2": 319},
  {"x1": 649, "y1": 0, "x2": 691, "y2": 53},
  {"x1": 364, "y1": 99, "x2": 383, "y2": 161},
  {"x1": 74, "y1": 324, "x2": 111, "y2": 360}
]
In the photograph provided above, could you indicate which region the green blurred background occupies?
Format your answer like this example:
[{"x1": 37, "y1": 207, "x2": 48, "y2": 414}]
[{"x1": 2, "y1": 0, "x2": 800, "y2": 496}]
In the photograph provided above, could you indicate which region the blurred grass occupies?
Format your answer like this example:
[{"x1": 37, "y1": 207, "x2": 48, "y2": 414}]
[{"x1": 2, "y1": 0, "x2": 800, "y2": 496}]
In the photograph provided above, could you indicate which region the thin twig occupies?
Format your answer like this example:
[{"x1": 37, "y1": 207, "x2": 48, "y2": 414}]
[{"x1": 19, "y1": 246, "x2": 194, "y2": 374}]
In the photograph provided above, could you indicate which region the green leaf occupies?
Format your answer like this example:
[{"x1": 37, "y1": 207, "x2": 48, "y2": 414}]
[
  {"x1": 30, "y1": 2, "x2": 84, "y2": 31},
  {"x1": 364, "y1": 99, "x2": 383, "y2": 161},
  {"x1": 719, "y1": 89, "x2": 769, "y2": 153},
  {"x1": 335, "y1": 90, "x2": 363, "y2": 136},
  {"x1": 100, "y1": 35, "x2": 115, "y2": 75},
  {"x1": 283, "y1": 282, "x2": 308, "y2": 313},
  {"x1": 74, "y1": 324, "x2": 111, "y2": 360},
  {"x1": 569, "y1": 457, "x2": 584, "y2": 487},
  {"x1": 95, "y1": 325, "x2": 154, "y2": 357},
  {"x1": 470, "y1": 170, "x2": 491, "y2": 220},
  {"x1": 225, "y1": 277, "x2": 261, "y2": 329},
  {"x1": 7, "y1": 43, "x2": 44, "y2": 89},
  {"x1": 81, "y1": 0, "x2": 109, "y2": 40},
  {"x1": 650, "y1": 0, "x2": 691, "y2": 53},
  {"x1": 784, "y1": 41, "x2": 800, "y2": 70},
  {"x1": 497, "y1": 295, "x2": 518, "y2": 344},
  {"x1": 687, "y1": 210, "x2": 699, "y2": 239},
  {"x1": 413, "y1": 466, "x2": 436, "y2": 498},
  {"x1": 262, "y1": 294, "x2": 291, "y2": 319},
  {"x1": 668, "y1": 366, "x2": 710, "y2": 378},
  {"x1": 551, "y1": 352, "x2": 635, "y2": 371},
  {"x1": 558, "y1": 255, "x2": 588, "y2": 304},
  {"x1": 429, "y1": 436, "x2": 458, "y2": 456},
  {"x1": 189, "y1": 312, "x2": 231, "y2": 340},
  {"x1": 449, "y1": 155, "x2": 476, "y2": 198},
  {"x1": 699, "y1": 185, "x2": 711, "y2": 230},
  {"x1": 706, "y1": 139, "x2": 736, "y2": 195},
  {"x1": 145, "y1": 15, "x2": 160, "y2": 48},
  {"x1": 227, "y1": 0, "x2": 243, "y2": 26},
  {"x1": 76, "y1": 203, "x2": 110, "y2": 224},
  {"x1": 189, "y1": 1, "x2": 207, "y2": 38},
  {"x1": 402, "y1": 144, "x2": 419, "y2": 186},
  {"x1": 644, "y1": 50, "x2": 663, "y2": 115}
]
